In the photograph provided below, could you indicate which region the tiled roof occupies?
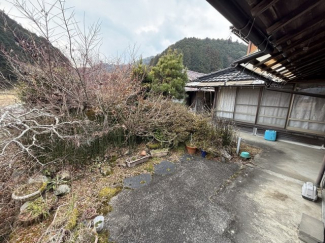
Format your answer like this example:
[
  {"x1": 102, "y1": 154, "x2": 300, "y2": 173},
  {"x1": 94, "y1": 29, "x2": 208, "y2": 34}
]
[
  {"x1": 187, "y1": 70, "x2": 206, "y2": 81},
  {"x1": 197, "y1": 67, "x2": 260, "y2": 82}
]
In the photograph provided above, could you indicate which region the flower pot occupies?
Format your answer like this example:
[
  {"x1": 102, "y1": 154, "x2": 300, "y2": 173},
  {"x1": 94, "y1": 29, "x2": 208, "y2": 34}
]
[
  {"x1": 201, "y1": 150, "x2": 207, "y2": 158},
  {"x1": 12, "y1": 181, "x2": 47, "y2": 202},
  {"x1": 150, "y1": 148, "x2": 169, "y2": 158},
  {"x1": 186, "y1": 145, "x2": 197, "y2": 155}
]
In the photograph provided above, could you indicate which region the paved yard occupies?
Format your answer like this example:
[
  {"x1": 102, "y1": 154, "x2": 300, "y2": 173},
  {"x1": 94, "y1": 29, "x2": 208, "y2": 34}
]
[{"x1": 106, "y1": 133, "x2": 324, "y2": 243}]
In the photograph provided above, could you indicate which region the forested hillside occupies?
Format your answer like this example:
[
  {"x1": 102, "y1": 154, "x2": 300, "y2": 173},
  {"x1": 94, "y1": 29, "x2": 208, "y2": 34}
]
[
  {"x1": 150, "y1": 37, "x2": 247, "y2": 73},
  {"x1": 0, "y1": 11, "x2": 66, "y2": 85}
]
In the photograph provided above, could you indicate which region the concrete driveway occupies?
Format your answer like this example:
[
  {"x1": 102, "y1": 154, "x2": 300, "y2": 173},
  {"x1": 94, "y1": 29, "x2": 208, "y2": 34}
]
[{"x1": 106, "y1": 132, "x2": 324, "y2": 243}]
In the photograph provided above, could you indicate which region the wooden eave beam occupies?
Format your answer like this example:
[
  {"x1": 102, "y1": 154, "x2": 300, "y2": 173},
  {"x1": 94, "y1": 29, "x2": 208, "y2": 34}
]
[
  {"x1": 289, "y1": 57, "x2": 325, "y2": 72},
  {"x1": 281, "y1": 29, "x2": 325, "y2": 53},
  {"x1": 297, "y1": 61, "x2": 325, "y2": 73},
  {"x1": 261, "y1": 40, "x2": 325, "y2": 73},
  {"x1": 251, "y1": 0, "x2": 280, "y2": 17},
  {"x1": 272, "y1": 15, "x2": 325, "y2": 46},
  {"x1": 266, "y1": 0, "x2": 323, "y2": 35},
  {"x1": 298, "y1": 66, "x2": 325, "y2": 78},
  {"x1": 292, "y1": 52, "x2": 325, "y2": 66},
  {"x1": 271, "y1": 55, "x2": 325, "y2": 75},
  {"x1": 293, "y1": 79, "x2": 325, "y2": 84}
]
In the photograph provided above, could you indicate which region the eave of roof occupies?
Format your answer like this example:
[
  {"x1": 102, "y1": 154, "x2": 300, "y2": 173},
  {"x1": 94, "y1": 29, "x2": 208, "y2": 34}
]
[{"x1": 207, "y1": 0, "x2": 325, "y2": 83}]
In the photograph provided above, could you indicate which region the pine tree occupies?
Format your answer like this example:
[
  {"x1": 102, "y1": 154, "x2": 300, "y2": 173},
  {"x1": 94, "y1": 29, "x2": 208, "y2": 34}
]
[{"x1": 150, "y1": 49, "x2": 188, "y2": 99}]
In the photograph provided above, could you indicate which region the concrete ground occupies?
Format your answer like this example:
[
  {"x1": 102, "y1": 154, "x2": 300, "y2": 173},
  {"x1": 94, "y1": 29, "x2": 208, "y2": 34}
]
[{"x1": 106, "y1": 132, "x2": 325, "y2": 243}]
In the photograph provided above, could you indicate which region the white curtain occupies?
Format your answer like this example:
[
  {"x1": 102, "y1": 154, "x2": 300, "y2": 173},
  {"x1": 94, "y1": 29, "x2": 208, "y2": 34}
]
[
  {"x1": 216, "y1": 87, "x2": 236, "y2": 119},
  {"x1": 234, "y1": 87, "x2": 260, "y2": 123},
  {"x1": 257, "y1": 89, "x2": 291, "y2": 127},
  {"x1": 288, "y1": 86, "x2": 325, "y2": 133}
]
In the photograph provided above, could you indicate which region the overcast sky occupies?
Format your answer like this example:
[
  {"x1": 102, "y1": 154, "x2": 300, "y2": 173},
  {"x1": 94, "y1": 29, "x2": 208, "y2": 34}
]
[{"x1": 1, "y1": 0, "x2": 240, "y2": 61}]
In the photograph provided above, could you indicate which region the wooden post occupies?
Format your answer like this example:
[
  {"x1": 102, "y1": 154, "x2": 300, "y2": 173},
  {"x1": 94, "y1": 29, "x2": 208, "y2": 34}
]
[
  {"x1": 285, "y1": 83, "x2": 296, "y2": 129},
  {"x1": 233, "y1": 87, "x2": 239, "y2": 120},
  {"x1": 315, "y1": 154, "x2": 325, "y2": 188},
  {"x1": 255, "y1": 87, "x2": 263, "y2": 125},
  {"x1": 212, "y1": 87, "x2": 218, "y2": 120}
]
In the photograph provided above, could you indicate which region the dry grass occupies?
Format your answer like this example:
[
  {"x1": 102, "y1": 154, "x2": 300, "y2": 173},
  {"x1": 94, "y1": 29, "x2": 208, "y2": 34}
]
[
  {"x1": 6, "y1": 142, "x2": 260, "y2": 242},
  {"x1": 6, "y1": 146, "x2": 185, "y2": 243},
  {"x1": 0, "y1": 91, "x2": 19, "y2": 107}
]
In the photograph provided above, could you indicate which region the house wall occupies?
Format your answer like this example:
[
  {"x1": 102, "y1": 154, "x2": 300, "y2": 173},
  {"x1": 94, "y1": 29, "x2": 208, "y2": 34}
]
[{"x1": 214, "y1": 84, "x2": 325, "y2": 136}]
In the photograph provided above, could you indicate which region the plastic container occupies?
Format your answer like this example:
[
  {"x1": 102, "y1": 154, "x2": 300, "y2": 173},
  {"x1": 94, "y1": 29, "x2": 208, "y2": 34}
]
[
  {"x1": 240, "y1": 152, "x2": 250, "y2": 159},
  {"x1": 264, "y1": 130, "x2": 277, "y2": 141},
  {"x1": 201, "y1": 150, "x2": 207, "y2": 158}
]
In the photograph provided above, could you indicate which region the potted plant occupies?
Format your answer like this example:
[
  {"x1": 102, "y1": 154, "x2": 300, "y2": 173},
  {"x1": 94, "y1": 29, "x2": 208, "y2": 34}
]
[
  {"x1": 185, "y1": 134, "x2": 197, "y2": 155},
  {"x1": 150, "y1": 148, "x2": 169, "y2": 157},
  {"x1": 18, "y1": 197, "x2": 50, "y2": 226}
]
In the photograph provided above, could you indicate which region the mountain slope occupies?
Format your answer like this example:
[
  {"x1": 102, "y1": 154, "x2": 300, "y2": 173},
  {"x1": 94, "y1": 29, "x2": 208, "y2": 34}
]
[
  {"x1": 0, "y1": 11, "x2": 67, "y2": 85},
  {"x1": 150, "y1": 37, "x2": 247, "y2": 73}
]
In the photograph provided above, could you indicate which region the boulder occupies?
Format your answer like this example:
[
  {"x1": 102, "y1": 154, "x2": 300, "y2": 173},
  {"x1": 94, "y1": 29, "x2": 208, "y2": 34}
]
[
  {"x1": 220, "y1": 149, "x2": 232, "y2": 160},
  {"x1": 54, "y1": 184, "x2": 71, "y2": 196}
]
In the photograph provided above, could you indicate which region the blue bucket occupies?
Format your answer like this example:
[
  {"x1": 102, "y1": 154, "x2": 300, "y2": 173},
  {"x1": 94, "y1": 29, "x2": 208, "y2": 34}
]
[
  {"x1": 264, "y1": 130, "x2": 277, "y2": 141},
  {"x1": 201, "y1": 150, "x2": 207, "y2": 158}
]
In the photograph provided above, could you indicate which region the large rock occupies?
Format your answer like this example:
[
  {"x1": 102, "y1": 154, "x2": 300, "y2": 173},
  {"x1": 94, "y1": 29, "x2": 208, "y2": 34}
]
[
  {"x1": 54, "y1": 184, "x2": 71, "y2": 196},
  {"x1": 220, "y1": 149, "x2": 232, "y2": 160}
]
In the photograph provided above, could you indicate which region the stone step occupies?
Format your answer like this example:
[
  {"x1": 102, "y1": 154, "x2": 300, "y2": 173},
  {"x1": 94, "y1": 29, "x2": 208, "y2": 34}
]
[{"x1": 299, "y1": 213, "x2": 324, "y2": 243}]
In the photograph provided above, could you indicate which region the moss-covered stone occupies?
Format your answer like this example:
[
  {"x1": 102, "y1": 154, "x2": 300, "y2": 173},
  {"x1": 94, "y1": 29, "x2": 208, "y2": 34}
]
[{"x1": 98, "y1": 187, "x2": 121, "y2": 201}]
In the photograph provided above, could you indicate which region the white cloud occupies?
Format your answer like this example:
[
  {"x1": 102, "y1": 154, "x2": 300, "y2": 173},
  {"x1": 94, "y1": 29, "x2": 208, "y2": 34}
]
[
  {"x1": 1, "y1": 0, "x2": 242, "y2": 61},
  {"x1": 135, "y1": 25, "x2": 159, "y2": 35}
]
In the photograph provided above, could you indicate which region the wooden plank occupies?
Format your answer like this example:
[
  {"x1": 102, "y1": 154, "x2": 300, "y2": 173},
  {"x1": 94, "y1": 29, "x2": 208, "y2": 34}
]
[
  {"x1": 255, "y1": 87, "x2": 263, "y2": 124},
  {"x1": 271, "y1": 56, "x2": 325, "y2": 75},
  {"x1": 295, "y1": 61, "x2": 325, "y2": 74},
  {"x1": 292, "y1": 52, "x2": 325, "y2": 66},
  {"x1": 282, "y1": 31, "x2": 325, "y2": 53},
  {"x1": 261, "y1": 40, "x2": 325, "y2": 75},
  {"x1": 286, "y1": 127, "x2": 325, "y2": 136},
  {"x1": 285, "y1": 83, "x2": 295, "y2": 129},
  {"x1": 288, "y1": 118, "x2": 325, "y2": 124},
  {"x1": 251, "y1": 0, "x2": 280, "y2": 17},
  {"x1": 296, "y1": 63, "x2": 325, "y2": 76},
  {"x1": 299, "y1": 67, "x2": 325, "y2": 78},
  {"x1": 267, "y1": 87, "x2": 325, "y2": 98},
  {"x1": 273, "y1": 15, "x2": 325, "y2": 46},
  {"x1": 258, "y1": 115, "x2": 287, "y2": 119},
  {"x1": 293, "y1": 79, "x2": 324, "y2": 84},
  {"x1": 266, "y1": 0, "x2": 323, "y2": 35},
  {"x1": 260, "y1": 105, "x2": 290, "y2": 109},
  {"x1": 233, "y1": 87, "x2": 238, "y2": 120}
]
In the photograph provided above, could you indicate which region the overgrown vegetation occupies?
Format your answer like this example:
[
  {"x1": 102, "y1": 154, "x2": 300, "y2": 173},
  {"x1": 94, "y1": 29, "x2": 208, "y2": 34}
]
[{"x1": 0, "y1": 1, "x2": 239, "y2": 242}]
